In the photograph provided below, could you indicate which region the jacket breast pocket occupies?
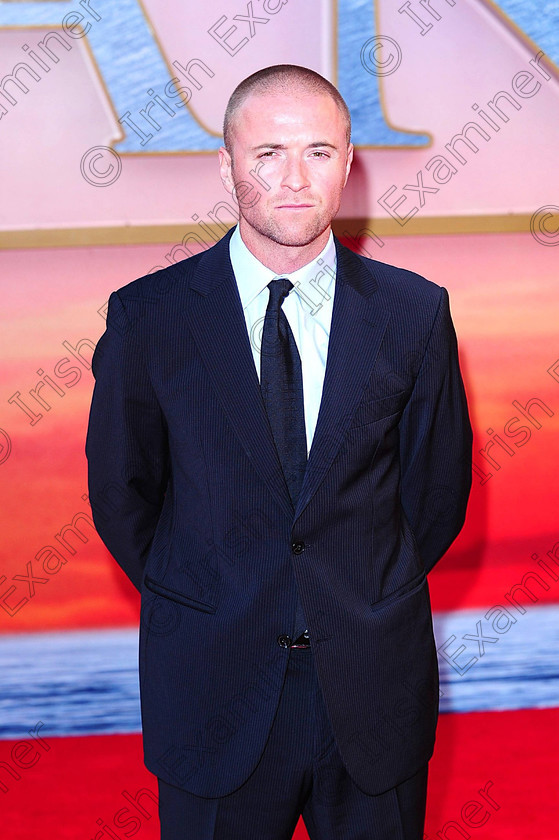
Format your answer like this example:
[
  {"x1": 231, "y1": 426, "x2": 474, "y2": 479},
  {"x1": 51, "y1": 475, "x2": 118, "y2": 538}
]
[
  {"x1": 143, "y1": 575, "x2": 217, "y2": 614},
  {"x1": 349, "y1": 389, "x2": 408, "y2": 428}
]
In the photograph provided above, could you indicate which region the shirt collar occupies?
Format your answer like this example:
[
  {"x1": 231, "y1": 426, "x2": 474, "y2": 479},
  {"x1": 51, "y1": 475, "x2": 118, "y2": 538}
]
[{"x1": 229, "y1": 224, "x2": 337, "y2": 311}]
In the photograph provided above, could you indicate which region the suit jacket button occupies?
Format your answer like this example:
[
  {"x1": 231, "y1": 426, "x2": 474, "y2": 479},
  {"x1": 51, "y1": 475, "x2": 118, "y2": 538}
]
[
  {"x1": 277, "y1": 634, "x2": 292, "y2": 648},
  {"x1": 292, "y1": 541, "x2": 305, "y2": 554}
]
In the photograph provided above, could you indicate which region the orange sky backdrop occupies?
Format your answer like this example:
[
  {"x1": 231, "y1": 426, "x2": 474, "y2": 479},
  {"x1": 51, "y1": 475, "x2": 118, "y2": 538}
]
[{"x1": 1, "y1": 230, "x2": 557, "y2": 632}]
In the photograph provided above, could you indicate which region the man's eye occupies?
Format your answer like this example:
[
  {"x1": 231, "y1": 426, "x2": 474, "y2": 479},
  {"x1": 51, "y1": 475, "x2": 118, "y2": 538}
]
[
  {"x1": 259, "y1": 151, "x2": 277, "y2": 158},
  {"x1": 310, "y1": 151, "x2": 329, "y2": 158}
]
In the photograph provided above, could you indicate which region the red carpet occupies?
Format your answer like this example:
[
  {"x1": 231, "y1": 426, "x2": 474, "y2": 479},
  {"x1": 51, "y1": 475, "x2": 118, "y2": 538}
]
[{"x1": 2, "y1": 708, "x2": 557, "y2": 839}]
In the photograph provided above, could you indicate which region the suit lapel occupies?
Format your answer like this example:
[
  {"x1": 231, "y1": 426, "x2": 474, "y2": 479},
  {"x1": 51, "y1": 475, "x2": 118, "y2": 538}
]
[
  {"x1": 184, "y1": 229, "x2": 295, "y2": 519},
  {"x1": 294, "y1": 238, "x2": 390, "y2": 520},
  {"x1": 183, "y1": 229, "x2": 390, "y2": 523}
]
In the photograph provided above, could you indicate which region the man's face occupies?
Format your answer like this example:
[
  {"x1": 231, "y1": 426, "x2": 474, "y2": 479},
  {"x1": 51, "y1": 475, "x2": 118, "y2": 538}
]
[{"x1": 219, "y1": 88, "x2": 353, "y2": 255}]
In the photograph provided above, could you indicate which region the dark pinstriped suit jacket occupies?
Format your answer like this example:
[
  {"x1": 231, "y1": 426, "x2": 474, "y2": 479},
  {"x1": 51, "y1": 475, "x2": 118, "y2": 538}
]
[{"x1": 86, "y1": 227, "x2": 472, "y2": 797}]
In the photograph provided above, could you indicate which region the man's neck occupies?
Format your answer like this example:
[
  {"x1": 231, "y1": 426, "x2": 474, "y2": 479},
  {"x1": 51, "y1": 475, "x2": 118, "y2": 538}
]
[{"x1": 238, "y1": 223, "x2": 332, "y2": 274}]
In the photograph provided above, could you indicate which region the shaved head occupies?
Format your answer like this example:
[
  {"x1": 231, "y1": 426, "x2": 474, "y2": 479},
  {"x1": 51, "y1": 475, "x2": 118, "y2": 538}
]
[{"x1": 223, "y1": 64, "x2": 351, "y2": 151}]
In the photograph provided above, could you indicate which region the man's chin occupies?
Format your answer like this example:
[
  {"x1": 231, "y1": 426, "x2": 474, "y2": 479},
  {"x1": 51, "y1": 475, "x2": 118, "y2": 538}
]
[{"x1": 259, "y1": 221, "x2": 330, "y2": 249}]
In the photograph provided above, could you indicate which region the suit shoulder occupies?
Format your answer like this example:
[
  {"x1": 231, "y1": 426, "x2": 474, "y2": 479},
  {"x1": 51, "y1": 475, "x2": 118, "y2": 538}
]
[
  {"x1": 369, "y1": 256, "x2": 441, "y2": 296},
  {"x1": 347, "y1": 246, "x2": 444, "y2": 311},
  {"x1": 117, "y1": 229, "x2": 233, "y2": 305},
  {"x1": 115, "y1": 248, "x2": 206, "y2": 303},
  {"x1": 100, "y1": 233, "x2": 232, "y2": 340}
]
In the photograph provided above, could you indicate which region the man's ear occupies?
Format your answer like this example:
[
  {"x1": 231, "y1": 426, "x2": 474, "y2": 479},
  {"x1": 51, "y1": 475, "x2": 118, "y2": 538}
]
[{"x1": 218, "y1": 146, "x2": 234, "y2": 191}]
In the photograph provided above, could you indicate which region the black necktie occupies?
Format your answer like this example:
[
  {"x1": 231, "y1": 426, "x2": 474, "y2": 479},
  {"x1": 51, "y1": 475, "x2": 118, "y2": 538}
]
[
  {"x1": 260, "y1": 278, "x2": 309, "y2": 642},
  {"x1": 260, "y1": 278, "x2": 307, "y2": 507}
]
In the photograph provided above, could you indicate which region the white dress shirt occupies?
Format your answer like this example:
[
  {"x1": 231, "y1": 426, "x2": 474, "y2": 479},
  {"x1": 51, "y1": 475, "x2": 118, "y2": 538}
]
[{"x1": 229, "y1": 224, "x2": 337, "y2": 458}]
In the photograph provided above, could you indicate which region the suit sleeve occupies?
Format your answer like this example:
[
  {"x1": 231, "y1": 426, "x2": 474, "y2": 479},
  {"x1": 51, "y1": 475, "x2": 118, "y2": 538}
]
[
  {"x1": 85, "y1": 290, "x2": 169, "y2": 591},
  {"x1": 398, "y1": 286, "x2": 472, "y2": 574}
]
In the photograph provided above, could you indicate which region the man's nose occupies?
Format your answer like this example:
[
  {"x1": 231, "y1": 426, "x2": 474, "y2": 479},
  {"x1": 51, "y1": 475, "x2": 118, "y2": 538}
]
[{"x1": 281, "y1": 157, "x2": 310, "y2": 191}]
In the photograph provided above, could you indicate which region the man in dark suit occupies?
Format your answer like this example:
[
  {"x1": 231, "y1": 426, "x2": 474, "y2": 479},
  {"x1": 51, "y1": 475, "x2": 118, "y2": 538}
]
[{"x1": 86, "y1": 65, "x2": 472, "y2": 839}]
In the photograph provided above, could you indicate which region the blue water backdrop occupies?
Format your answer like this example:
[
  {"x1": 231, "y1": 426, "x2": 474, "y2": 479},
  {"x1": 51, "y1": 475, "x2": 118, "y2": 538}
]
[{"x1": 0, "y1": 605, "x2": 558, "y2": 739}]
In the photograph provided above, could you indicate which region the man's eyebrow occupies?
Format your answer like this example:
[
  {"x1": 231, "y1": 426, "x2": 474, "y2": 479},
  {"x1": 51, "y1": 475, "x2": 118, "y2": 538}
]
[
  {"x1": 308, "y1": 142, "x2": 339, "y2": 150},
  {"x1": 250, "y1": 141, "x2": 339, "y2": 151},
  {"x1": 250, "y1": 143, "x2": 285, "y2": 151}
]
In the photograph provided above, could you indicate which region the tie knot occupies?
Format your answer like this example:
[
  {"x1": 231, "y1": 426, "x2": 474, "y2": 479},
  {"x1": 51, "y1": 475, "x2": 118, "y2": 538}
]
[{"x1": 267, "y1": 277, "x2": 293, "y2": 308}]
